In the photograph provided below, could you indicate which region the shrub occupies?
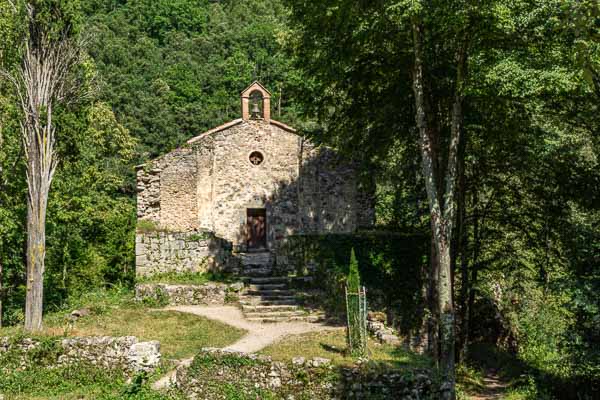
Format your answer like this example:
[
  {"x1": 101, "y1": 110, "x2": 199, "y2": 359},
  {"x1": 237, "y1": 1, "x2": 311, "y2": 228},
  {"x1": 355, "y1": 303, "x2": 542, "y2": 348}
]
[
  {"x1": 346, "y1": 248, "x2": 367, "y2": 358},
  {"x1": 282, "y1": 231, "x2": 428, "y2": 336}
]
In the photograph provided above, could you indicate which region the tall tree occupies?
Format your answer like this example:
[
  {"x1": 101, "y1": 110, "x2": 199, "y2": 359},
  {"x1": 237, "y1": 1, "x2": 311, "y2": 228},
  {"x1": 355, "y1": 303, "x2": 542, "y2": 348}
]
[{"x1": 2, "y1": 0, "x2": 82, "y2": 331}]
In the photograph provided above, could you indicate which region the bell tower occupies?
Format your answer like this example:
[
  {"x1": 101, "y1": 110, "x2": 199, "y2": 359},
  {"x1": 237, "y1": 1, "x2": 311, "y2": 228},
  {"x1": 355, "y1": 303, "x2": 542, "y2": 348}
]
[{"x1": 241, "y1": 81, "x2": 271, "y2": 123}]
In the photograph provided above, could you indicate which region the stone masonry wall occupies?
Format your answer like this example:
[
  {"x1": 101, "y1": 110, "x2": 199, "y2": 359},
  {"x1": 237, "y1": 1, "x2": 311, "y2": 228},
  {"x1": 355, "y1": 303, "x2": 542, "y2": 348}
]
[
  {"x1": 135, "y1": 231, "x2": 230, "y2": 277},
  {"x1": 135, "y1": 282, "x2": 244, "y2": 305},
  {"x1": 175, "y1": 348, "x2": 434, "y2": 400},
  {"x1": 210, "y1": 120, "x2": 301, "y2": 249},
  {"x1": 136, "y1": 119, "x2": 374, "y2": 273},
  {"x1": 0, "y1": 336, "x2": 160, "y2": 374}
]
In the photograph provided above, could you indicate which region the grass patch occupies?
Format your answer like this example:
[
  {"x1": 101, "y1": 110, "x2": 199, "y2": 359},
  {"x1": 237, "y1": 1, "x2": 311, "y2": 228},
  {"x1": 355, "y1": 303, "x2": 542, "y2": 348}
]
[
  {"x1": 260, "y1": 329, "x2": 431, "y2": 368},
  {"x1": 456, "y1": 363, "x2": 487, "y2": 398},
  {"x1": 65, "y1": 309, "x2": 244, "y2": 359},
  {"x1": 136, "y1": 219, "x2": 167, "y2": 234},
  {"x1": 136, "y1": 271, "x2": 237, "y2": 285},
  {"x1": 0, "y1": 363, "x2": 184, "y2": 399},
  {"x1": 0, "y1": 288, "x2": 245, "y2": 360}
]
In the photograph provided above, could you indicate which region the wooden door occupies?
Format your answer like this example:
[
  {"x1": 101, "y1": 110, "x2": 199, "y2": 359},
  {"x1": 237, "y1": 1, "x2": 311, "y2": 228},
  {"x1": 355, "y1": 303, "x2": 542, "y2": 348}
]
[{"x1": 247, "y1": 208, "x2": 266, "y2": 250}]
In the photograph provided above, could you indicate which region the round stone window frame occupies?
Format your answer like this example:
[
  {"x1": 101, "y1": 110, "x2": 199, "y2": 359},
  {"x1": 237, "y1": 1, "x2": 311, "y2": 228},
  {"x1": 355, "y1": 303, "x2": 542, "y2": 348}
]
[{"x1": 248, "y1": 150, "x2": 265, "y2": 166}]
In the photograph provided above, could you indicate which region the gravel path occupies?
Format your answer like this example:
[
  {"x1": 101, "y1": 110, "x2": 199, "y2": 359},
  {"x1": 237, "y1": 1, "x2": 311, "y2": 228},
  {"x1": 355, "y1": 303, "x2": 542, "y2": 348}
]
[
  {"x1": 152, "y1": 305, "x2": 341, "y2": 389},
  {"x1": 166, "y1": 305, "x2": 340, "y2": 353},
  {"x1": 468, "y1": 372, "x2": 509, "y2": 400}
]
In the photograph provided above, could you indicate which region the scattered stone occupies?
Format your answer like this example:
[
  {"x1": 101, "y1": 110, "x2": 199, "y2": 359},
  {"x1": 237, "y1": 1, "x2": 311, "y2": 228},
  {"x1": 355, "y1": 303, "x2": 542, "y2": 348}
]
[
  {"x1": 367, "y1": 311, "x2": 386, "y2": 323},
  {"x1": 367, "y1": 313, "x2": 403, "y2": 346},
  {"x1": 309, "y1": 357, "x2": 331, "y2": 367},
  {"x1": 292, "y1": 356, "x2": 306, "y2": 366},
  {"x1": 70, "y1": 308, "x2": 91, "y2": 319},
  {"x1": 229, "y1": 282, "x2": 244, "y2": 292}
]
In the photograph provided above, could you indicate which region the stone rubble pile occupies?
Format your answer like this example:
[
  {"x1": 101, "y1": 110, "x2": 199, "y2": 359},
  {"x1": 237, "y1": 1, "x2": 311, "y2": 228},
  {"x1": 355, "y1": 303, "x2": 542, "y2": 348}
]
[{"x1": 367, "y1": 311, "x2": 402, "y2": 346}]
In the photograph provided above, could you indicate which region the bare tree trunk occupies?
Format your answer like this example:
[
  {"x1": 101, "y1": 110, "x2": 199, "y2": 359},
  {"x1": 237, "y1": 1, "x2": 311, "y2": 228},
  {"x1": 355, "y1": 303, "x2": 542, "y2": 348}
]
[
  {"x1": 25, "y1": 163, "x2": 51, "y2": 331},
  {"x1": 2, "y1": 3, "x2": 82, "y2": 331}
]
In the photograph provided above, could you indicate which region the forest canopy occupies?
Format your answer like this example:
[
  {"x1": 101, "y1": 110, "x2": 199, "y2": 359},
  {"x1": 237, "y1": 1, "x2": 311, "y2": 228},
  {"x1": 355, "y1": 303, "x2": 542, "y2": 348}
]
[{"x1": 0, "y1": 0, "x2": 598, "y2": 399}]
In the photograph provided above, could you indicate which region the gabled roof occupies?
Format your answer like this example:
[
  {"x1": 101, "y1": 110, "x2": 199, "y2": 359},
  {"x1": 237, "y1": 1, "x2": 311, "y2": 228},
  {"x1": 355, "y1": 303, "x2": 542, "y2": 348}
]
[
  {"x1": 186, "y1": 118, "x2": 244, "y2": 145},
  {"x1": 240, "y1": 80, "x2": 272, "y2": 97},
  {"x1": 185, "y1": 118, "x2": 296, "y2": 145},
  {"x1": 135, "y1": 118, "x2": 298, "y2": 169}
]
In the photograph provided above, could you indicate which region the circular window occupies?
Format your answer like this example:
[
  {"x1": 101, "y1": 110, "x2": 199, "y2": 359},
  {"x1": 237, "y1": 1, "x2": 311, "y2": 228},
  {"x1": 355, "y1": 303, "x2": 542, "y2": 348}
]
[{"x1": 249, "y1": 151, "x2": 264, "y2": 166}]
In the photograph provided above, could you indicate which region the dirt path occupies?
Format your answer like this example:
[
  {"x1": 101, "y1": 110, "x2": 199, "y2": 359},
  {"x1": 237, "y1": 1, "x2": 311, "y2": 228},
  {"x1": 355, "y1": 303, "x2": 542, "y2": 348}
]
[
  {"x1": 166, "y1": 305, "x2": 340, "y2": 353},
  {"x1": 152, "y1": 305, "x2": 341, "y2": 389},
  {"x1": 468, "y1": 372, "x2": 509, "y2": 400}
]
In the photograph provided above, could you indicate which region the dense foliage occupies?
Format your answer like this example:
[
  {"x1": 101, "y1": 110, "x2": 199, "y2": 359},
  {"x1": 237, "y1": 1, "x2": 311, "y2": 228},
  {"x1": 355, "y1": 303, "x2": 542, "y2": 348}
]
[
  {"x1": 0, "y1": 0, "x2": 598, "y2": 398},
  {"x1": 0, "y1": 0, "x2": 298, "y2": 323},
  {"x1": 284, "y1": 0, "x2": 599, "y2": 398}
]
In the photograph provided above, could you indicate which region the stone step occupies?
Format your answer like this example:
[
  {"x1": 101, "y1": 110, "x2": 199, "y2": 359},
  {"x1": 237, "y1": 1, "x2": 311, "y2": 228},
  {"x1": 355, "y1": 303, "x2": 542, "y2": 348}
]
[
  {"x1": 241, "y1": 268, "x2": 274, "y2": 277},
  {"x1": 240, "y1": 298, "x2": 298, "y2": 306},
  {"x1": 244, "y1": 310, "x2": 308, "y2": 318},
  {"x1": 244, "y1": 276, "x2": 289, "y2": 284},
  {"x1": 241, "y1": 304, "x2": 299, "y2": 313},
  {"x1": 247, "y1": 283, "x2": 287, "y2": 291},
  {"x1": 239, "y1": 252, "x2": 273, "y2": 266},
  {"x1": 243, "y1": 289, "x2": 294, "y2": 297},
  {"x1": 245, "y1": 314, "x2": 325, "y2": 323},
  {"x1": 240, "y1": 294, "x2": 297, "y2": 301}
]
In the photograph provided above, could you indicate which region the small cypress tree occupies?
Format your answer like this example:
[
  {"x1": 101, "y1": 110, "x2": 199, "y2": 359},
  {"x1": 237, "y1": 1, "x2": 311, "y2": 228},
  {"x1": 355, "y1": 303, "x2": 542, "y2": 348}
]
[
  {"x1": 346, "y1": 248, "x2": 367, "y2": 357},
  {"x1": 347, "y1": 248, "x2": 360, "y2": 293}
]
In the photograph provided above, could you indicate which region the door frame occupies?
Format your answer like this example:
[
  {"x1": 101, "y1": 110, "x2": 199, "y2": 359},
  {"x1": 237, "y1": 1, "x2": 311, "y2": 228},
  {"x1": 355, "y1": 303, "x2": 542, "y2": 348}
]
[{"x1": 246, "y1": 208, "x2": 267, "y2": 251}]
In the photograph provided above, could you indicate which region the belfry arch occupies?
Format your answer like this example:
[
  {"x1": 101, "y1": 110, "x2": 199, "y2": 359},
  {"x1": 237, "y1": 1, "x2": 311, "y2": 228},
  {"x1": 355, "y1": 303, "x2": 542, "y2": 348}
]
[{"x1": 241, "y1": 81, "x2": 271, "y2": 122}]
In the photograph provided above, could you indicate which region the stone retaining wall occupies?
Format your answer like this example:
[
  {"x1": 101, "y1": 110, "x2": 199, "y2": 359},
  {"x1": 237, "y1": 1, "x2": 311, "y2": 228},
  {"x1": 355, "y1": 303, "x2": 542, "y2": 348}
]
[
  {"x1": 175, "y1": 348, "x2": 434, "y2": 399},
  {"x1": 0, "y1": 336, "x2": 160, "y2": 374},
  {"x1": 135, "y1": 231, "x2": 233, "y2": 276},
  {"x1": 135, "y1": 282, "x2": 244, "y2": 305}
]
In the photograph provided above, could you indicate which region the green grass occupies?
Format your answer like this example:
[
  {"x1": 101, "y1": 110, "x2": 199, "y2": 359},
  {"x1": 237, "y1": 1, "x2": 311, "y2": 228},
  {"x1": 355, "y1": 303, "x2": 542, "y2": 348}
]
[
  {"x1": 260, "y1": 329, "x2": 432, "y2": 368},
  {"x1": 0, "y1": 288, "x2": 245, "y2": 360},
  {"x1": 0, "y1": 363, "x2": 185, "y2": 399}
]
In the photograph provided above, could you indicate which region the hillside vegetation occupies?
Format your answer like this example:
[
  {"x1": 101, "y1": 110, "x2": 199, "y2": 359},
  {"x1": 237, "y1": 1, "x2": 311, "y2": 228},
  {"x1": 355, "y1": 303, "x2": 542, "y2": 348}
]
[{"x1": 0, "y1": 1, "x2": 598, "y2": 399}]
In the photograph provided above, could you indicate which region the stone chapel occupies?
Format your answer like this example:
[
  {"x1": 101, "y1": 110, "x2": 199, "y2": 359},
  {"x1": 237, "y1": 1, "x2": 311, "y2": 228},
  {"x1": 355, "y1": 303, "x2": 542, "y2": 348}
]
[{"x1": 135, "y1": 82, "x2": 373, "y2": 276}]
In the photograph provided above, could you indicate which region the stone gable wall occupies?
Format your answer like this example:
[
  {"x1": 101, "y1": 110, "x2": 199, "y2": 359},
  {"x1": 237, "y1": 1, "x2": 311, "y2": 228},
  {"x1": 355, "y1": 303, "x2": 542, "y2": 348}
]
[{"x1": 210, "y1": 121, "x2": 301, "y2": 248}]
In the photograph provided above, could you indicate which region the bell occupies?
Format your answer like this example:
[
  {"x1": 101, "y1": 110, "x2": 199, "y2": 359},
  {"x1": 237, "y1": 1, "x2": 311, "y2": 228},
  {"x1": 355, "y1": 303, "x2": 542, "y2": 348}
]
[{"x1": 251, "y1": 101, "x2": 261, "y2": 119}]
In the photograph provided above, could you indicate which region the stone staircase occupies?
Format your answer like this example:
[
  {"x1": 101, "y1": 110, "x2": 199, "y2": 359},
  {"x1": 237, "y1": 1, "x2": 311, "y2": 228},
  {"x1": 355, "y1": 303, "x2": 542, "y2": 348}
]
[{"x1": 238, "y1": 252, "x2": 324, "y2": 323}]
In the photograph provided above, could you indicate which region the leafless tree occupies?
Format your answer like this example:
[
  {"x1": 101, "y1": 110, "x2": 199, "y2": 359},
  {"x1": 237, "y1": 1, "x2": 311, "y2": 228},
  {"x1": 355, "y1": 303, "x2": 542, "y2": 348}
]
[{"x1": 1, "y1": 1, "x2": 83, "y2": 331}]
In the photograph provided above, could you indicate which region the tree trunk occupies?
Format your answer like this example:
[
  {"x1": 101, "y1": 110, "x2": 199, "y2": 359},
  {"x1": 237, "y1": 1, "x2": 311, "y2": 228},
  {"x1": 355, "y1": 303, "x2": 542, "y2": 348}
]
[
  {"x1": 9, "y1": 3, "x2": 81, "y2": 331},
  {"x1": 411, "y1": 18, "x2": 467, "y2": 399},
  {"x1": 467, "y1": 191, "x2": 480, "y2": 347},
  {"x1": 0, "y1": 254, "x2": 3, "y2": 328},
  {"x1": 428, "y1": 230, "x2": 440, "y2": 361},
  {"x1": 455, "y1": 99, "x2": 469, "y2": 362},
  {"x1": 24, "y1": 184, "x2": 49, "y2": 331},
  {"x1": 412, "y1": 19, "x2": 455, "y2": 399}
]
